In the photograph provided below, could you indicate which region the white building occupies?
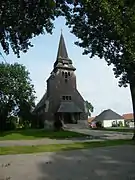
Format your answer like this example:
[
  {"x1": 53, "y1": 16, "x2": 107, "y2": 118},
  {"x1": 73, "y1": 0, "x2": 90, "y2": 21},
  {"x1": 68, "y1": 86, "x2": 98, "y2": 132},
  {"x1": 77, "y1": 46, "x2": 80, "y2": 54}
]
[
  {"x1": 123, "y1": 113, "x2": 134, "y2": 128},
  {"x1": 93, "y1": 109, "x2": 125, "y2": 128}
]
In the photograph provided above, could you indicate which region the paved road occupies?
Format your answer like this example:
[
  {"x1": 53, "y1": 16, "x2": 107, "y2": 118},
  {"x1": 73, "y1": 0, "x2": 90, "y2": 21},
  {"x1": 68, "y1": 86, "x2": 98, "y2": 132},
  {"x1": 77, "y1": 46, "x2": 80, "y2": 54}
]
[
  {"x1": 0, "y1": 138, "x2": 102, "y2": 147},
  {"x1": 0, "y1": 145, "x2": 135, "y2": 180},
  {"x1": 68, "y1": 128, "x2": 133, "y2": 140}
]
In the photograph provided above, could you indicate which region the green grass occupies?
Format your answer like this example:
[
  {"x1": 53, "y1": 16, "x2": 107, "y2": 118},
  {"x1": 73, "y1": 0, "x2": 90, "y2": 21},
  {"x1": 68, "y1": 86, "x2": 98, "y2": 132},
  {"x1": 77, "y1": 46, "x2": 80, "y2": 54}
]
[
  {"x1": 0, "y1": 139, "x2": 134, "y2": 155},
  {"x1": 0, "y1": 129, "x2": 88, "y2": 140}
]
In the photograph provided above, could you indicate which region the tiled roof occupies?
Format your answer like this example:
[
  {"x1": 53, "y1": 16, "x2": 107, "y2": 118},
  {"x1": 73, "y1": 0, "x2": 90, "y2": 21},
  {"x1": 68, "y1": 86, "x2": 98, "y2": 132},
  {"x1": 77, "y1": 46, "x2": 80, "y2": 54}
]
[
  {"x1": 93, "y1": 109, "x2": 123, "y2": 122},
  {"x1": 123, "y1": 113, "x2": 134, "y2": 120}
]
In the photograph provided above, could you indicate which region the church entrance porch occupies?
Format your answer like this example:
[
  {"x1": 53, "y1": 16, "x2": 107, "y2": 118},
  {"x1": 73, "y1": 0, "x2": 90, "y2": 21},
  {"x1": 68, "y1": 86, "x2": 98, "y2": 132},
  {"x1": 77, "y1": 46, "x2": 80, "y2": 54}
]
[
  {"x1": 55, "y1": 112, "x2": 80, "y2": 124},
  {"x1": 63, "y1": 113, "x2": 80, "y2": 124},
  {"x1": 56, "y1": 101, "x2": 83, "y2": 124}
]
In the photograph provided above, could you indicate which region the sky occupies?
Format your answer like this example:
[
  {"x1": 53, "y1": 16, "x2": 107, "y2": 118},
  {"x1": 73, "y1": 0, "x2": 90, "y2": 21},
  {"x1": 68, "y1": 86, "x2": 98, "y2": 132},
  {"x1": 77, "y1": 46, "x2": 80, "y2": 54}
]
[{"x1": 0, "y1": 17, "x2": 133, "y2": 116}]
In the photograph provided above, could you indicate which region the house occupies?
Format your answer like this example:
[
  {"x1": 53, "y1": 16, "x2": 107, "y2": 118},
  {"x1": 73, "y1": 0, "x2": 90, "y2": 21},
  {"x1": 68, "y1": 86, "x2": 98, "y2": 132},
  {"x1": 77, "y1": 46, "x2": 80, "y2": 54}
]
[
  {"x1": 92, "y1": 109, "x2": 124, "y2": 128},
  {"x1": 123, "y1": 113, "x2": 134, "y2": 128},
  {"x1": 33, "y1": 32, "x2": 88, "y2": 129}
]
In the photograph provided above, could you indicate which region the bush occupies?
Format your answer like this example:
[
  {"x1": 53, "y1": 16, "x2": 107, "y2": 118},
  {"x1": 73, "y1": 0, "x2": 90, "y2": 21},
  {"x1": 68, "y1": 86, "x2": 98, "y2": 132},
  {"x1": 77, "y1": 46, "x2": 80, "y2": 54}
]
[
  {"x1": 96, "y1": 121, "x2": 103, "y2": 128},
  {"x1": 118, "y1": 121, "x2": 123, "y2": 127},
  {"x1": 54, "y1": 120, "x2": 63, "y2": 131},
  {"x1": 5, "y1": 116, "x2": 17, "y2": 130}
]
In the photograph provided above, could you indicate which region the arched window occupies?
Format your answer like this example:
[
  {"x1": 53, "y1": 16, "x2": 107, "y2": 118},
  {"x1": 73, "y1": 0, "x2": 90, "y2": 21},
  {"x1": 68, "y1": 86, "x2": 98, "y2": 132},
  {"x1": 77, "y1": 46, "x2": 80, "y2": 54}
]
[
  {"x1": 65, "y1": 72, "x2": 68, "y2": 78},
  {"x1": 62, "y1": 71, "x2": 64, "y2": 76}
]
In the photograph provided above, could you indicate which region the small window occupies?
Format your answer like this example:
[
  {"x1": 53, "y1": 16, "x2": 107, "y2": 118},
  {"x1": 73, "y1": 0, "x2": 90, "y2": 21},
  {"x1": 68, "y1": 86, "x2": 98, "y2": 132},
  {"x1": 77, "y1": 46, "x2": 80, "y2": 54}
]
[
  {"x1": 69, "y1": 96, "x2": 71, "y2": 100},
  {"x1": 62, "y1": 96, "x2": 65, "y2": 100},
  {"x1": 65, "y1": 72, "x2": 68, "y2": 78},
  {"x1": 65, "y1": 79, "x2": 68, "y2": 83},
  {"x1": 68, "y1": 72, "x2": 70, "y2": 76},
  {"x1": 66, "y1": 96, "x2": 68, "y2": 100},
  {"x1": 62, "y1": 71, "x2": 64, "y2": 76}
]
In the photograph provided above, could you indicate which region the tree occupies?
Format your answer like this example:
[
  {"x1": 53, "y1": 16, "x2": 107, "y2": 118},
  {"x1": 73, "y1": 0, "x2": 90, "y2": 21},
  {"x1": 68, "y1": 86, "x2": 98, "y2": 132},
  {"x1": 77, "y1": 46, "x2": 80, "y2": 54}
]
[
  {"x1": 85, "y1": 100, "x2": 94, "y2": 117},
  {"x1": 0, "y1": 62, "x2": 35, "y2": 131},
  {"x1": 63, "y1": 1, "x2": 135, "y2": 140}
]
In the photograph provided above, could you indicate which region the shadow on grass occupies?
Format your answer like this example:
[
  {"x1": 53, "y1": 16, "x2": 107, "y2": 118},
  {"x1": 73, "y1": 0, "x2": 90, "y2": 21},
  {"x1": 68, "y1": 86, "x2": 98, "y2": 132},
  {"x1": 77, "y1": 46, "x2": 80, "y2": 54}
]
[
  {"x1": 0, "y1": 129, "x2": 92, "y2": 140},
  {"x1": 37, "y1": 143, "x2": 135, "y2": 180}
]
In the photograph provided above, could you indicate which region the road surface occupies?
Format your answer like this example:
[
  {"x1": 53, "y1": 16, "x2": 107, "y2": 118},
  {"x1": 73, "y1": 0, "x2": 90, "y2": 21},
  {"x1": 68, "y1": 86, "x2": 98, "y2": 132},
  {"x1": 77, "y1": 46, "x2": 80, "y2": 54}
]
[{"x1": 0, "y1": 145, "x2": 135, "y2": 180}]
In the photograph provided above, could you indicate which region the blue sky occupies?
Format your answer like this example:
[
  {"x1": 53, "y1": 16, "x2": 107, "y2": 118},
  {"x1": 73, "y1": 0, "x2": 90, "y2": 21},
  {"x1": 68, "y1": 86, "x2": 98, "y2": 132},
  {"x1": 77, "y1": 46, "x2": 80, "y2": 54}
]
[{"x1": 0, "y1": 17, "x2": 133, "y2": 116}]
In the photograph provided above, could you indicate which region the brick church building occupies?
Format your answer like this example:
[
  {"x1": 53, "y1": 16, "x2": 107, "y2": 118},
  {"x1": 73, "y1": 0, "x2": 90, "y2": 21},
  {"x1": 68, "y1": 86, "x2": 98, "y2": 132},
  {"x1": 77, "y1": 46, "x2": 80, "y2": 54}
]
[{"x1": 34, "y1": 33, "x2": 88, "y2": 128}]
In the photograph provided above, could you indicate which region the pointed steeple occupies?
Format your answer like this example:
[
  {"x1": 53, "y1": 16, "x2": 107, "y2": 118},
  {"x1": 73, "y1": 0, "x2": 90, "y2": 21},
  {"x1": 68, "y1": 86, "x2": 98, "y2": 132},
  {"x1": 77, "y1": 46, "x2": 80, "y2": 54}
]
[
  {"x1": 53, "y1": 32, "x2": 76, "y2": 71},
  {"x1": 57, "y1": 32, "x2": 68, "y2": 59}
]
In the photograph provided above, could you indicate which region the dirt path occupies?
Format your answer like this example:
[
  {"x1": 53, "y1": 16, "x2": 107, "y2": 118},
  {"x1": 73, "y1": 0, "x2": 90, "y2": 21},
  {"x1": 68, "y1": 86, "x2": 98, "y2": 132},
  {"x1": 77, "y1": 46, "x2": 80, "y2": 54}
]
[{"x1": 0, "y1": 138, "x2": 102, "y2": 147}]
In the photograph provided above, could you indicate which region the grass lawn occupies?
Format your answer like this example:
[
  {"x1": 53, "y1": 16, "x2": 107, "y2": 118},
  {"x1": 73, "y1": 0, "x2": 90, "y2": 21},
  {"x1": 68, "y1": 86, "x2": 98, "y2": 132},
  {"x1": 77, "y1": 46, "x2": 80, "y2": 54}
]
[
  {"x1": 0, "y1": 139, "x2": 134, "y2": 155},
  {"x1": 0, "y1": 129, "x2": 88, "y2": 140}
]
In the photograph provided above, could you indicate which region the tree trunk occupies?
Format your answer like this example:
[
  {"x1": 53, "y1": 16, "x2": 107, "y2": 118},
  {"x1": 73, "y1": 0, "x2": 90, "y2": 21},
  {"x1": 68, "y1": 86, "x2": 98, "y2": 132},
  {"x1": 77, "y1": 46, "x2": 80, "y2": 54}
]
[{"x1": 129, "y1": 81, "x2": 135, "y2": 140}]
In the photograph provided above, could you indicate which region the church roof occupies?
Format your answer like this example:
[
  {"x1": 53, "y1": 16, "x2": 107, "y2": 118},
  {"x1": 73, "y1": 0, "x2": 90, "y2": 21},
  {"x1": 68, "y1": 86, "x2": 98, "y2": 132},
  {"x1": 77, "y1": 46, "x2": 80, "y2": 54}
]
[
  {"x1": 57, "y1": 102, "x2": 83, "y2": 113},
  {"x1": 94, "y1": 109, "x2": 123, "y2": 122},
  {"x1": 53, "y1": 32, "x2": 76, "y2": 71},
  {"x1": 33, "y1": 92, "x2": 47, "y2": 112},
  {"x1": 57, "y1": 32, "x2": 68, "y2": 59}
]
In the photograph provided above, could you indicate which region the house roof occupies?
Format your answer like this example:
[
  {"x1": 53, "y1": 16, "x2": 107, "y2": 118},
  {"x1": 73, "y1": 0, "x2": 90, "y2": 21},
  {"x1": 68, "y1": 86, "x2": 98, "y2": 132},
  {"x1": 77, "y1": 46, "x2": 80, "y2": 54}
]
[
  {"x1": 123, "y1": 113, "x2": 134, "y2": 120},
  {"x1": 93, "y1": 109, "x2": 123, "y2": 122},
  {"x1": 88, "y1": 117, "x2": 95, "y2": 123},
  {"x1": 57, "y1": 101, "x2": 83, "y2": 113}
]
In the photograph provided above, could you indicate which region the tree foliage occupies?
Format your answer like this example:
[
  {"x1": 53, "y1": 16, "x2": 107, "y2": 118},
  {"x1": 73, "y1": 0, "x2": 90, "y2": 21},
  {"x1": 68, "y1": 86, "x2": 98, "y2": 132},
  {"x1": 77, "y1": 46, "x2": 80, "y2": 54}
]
[
  {"x1": 0, "y1": 0, "x2": 56, "y2": 57},
  {"x1": 85, "y1": 100, "x2": 94, "y2": 117},
  {"x1": 0, "y1": 63, "x2": 35, "y2": 131},
  {"x1": 65, "y1": 0, "x2": 135, "y2": 87}
]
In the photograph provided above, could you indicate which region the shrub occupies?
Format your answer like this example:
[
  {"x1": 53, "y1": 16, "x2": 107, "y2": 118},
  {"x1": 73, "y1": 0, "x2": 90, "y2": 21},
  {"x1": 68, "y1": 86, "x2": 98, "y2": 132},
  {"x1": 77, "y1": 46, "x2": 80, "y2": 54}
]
[
  {"x1": 5, "y1": 116, "x2": 17, "y2": 130},
  {"x1": 54, "y1": 120, "x2": 63, "y2": 131},
  {"x1": 118, "y1": 121, "x2": 123, "y2": 127},
  {"x1": 96, "y1": 121, "x2": 103, "y2": 128}
]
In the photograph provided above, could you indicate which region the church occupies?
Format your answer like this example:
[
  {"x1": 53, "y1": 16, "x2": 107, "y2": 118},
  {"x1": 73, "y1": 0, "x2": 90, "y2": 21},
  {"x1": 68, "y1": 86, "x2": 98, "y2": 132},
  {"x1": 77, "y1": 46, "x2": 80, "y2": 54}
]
[{"x1": 34, "y1": 33, "x2": 88, "y2": 128}]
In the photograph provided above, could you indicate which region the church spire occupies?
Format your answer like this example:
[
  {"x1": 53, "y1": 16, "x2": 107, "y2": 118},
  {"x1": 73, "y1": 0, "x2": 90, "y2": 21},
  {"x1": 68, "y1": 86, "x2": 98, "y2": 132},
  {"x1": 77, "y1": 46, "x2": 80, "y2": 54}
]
[
  {"x1": 53, "y1": 31, "x2": 76, "y2": 71},
  {"x1": 57, "y1": 31, "x2": 68, "y2": 59}
]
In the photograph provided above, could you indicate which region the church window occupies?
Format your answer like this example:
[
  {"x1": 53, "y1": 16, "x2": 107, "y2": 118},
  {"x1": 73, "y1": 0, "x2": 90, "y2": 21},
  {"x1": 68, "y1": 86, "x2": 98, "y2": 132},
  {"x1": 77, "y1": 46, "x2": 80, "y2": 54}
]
[
  {"x1": 65, "y1": 72, "x2": 68, "y2": 78},
  {"x1": 62, "y1": 96, "x2": 65, "y2": 100},
  {"x1": 68, "y1": 72, "x2": 70, "y2": 76},
  {"x1": 62, "y1": 71, "x2": 64, "y2": 76},
  {"x1": 62, "y1": 95, "x2": 71, "y2": 101}
]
